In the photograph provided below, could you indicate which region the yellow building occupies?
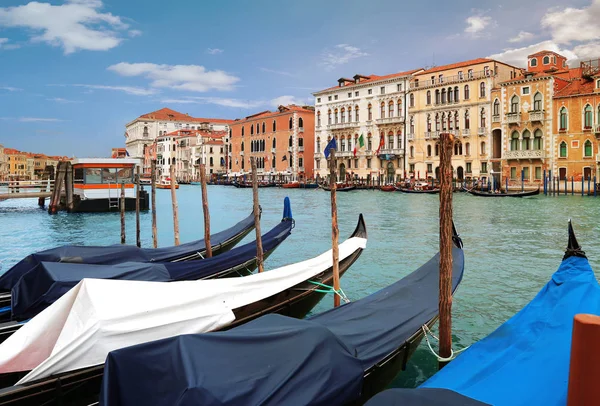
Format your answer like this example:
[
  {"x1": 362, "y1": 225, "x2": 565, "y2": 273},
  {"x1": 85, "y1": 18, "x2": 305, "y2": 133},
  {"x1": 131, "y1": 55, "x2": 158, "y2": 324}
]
[
  {"x1": 0, "y1": 144, "x2": 6, "y2": 180},
  {"x1": 407, "y1": 58, "x2": 520, "y2": 181},
  {"x1": 5, "y1": 149, "x2": 29, "y2": 178}
]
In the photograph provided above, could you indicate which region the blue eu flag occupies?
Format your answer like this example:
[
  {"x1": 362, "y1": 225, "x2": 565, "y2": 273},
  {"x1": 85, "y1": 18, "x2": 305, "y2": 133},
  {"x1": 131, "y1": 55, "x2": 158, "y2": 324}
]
[{"x1": 323, "y1": 138, "x2": 337, "y2": 159}]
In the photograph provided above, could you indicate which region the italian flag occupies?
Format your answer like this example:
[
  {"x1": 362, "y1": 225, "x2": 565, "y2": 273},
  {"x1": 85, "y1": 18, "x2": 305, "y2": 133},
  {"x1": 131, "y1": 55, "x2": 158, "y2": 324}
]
[{"x1": 353, "y1": 134, "x2": 365, "y2": 157}]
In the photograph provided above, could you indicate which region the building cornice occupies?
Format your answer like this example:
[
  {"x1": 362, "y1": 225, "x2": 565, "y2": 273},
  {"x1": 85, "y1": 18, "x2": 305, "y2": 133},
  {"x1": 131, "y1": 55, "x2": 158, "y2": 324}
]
[{"x1": 313, "y1": 75, "x2": 413, "y2": 97}]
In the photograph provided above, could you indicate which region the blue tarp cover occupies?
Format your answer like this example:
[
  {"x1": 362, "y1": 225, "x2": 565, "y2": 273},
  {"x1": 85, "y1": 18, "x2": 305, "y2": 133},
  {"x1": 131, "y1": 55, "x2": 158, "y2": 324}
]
[
  {"x1": 421, "y1": 255, "x2": 600, "y2": 406},
  {"x1": 101, "y1": 315, "x2": 364, "y2": 406},
  {"x1": 0, "y1": 212, "x2": 255, "y2": 291},
  {"x1": 11, "y1": 219, "x2": 293, "y2": 320},
  {"x1": 364, "y1": 388, "x2": 489, "y2": 406},
  {"x1": 101, "y1": 245, "x2": 465, "y2": 406}
]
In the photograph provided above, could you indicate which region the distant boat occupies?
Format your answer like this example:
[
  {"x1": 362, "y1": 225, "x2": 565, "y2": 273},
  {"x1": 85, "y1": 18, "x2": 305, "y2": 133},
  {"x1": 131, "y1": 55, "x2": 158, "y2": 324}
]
[
  {"x1": 282, "y1": 181, "x2": 300, "y2": 189},
  {"x1": 319, "y1": 183, "x2": 356, "y2": 192},
  {"x1": 299, "y1": 182, "x2": 318, "y2": 189},
  {"x1": 190, "y1": 181, "x2": 201, "y2": 185},
  {"x1": 380, "y1": 185, "x2": 396, "y2": 192},
  {"x1": 139, "y1": 177, "x2": 152, "y2": 185},
  {"x1": 467, "y1": 187, "x2": 540, "y2": 198},
  {"x1": 395, "y1": 186, "x2": 440, "y2": 194},
  {"x1": 156, "y1": 176, "x2": 178, "y2": 189}
]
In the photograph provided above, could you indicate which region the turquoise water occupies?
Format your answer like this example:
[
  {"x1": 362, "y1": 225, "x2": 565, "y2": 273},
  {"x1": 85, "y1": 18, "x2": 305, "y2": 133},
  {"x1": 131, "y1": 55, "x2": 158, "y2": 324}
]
[{"x1": 1, "y1": 187, "x2": 600, "y2": 387}]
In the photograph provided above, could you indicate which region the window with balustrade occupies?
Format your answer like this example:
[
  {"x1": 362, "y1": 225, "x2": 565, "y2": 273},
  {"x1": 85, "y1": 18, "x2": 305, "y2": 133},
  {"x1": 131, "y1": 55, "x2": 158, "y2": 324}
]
[
  {"x1": 522, "y1": 130, "x2": 531, "y2": 150},
  {"x1": 427, "y1": 91, "x2": 431, "y2": 105},
  {"x1": 480, "y1": 108, "x2": 486, "y2": 128},
  {"x1": 355, "y1": 105, "x2": 360, "y2": 121},
  {"x1": 389, "y1": 101, "x2": 394, "y2": 117},
  {"x1": 559, "y1": 141, "x2": 567, "y2": 157},
  {"x1": 367, "y1": 134, "x2": 372, "y2": 150},
  {"x1": 464, "y1": 85, "x2": 470, "y2": 100},
  {"x1": 511, "y1": 96, "x2": 519, "y2": 114},
  {"x1": 397, "y1": 132, "x2": 402, "y2": 149},
  {"x1": 454, "y1": 111, "x2": 459, "y2": 129},
  {"x1": 368, "y1": 104, "x2": 372, "y2": 121},
  {"x1": 584, "y1": 104, "x2": 593, "y2": 129},
  {"x1": 340, "y1": 139, "x2": 345, "y2": 152},
  {"x1": 559, "y1": 107, "x2": 568, "y2": 130},
  {"x1": 435, "y1": 113, "x2": 440, "y2": 131},
  {"x1": 347, "y1": 108, "x2": 352, "y2": 122},
  {"x1": 427, "y1": 114, "x2": 432, "y2": 131},
  {"x1": 397, "y1": 101, "x2": 402, "y2": 117},
  {"x1": 328, "y1": 110, "x2": 332, "y2": 125},
  {"x1": 533, "y1": 93, "x2": 543, "y2": 111},
  {"x1": 468, "y1": 69, "x2": 473, "y2": 79},
  {"x1": 454, "y1": 86, "x2": 459, "y2": 102},
  {"x1": 317, "y1": 112, "x2": 321, "y2": 127},
  {"x1": 533, "y1": 129, "x2": 543, "y2": 150},
  {"x1": 584, "y1": 140, "x2": 593, "y2": 157},
  {"x1": 388, "y1": 134, "x2": 394, "y2": 149},
  {"x1": 341, "y1": 108, "x2": 346, "y2": 123},
  {"x1": 441, "y1": 88, "x2": 447, "y2": 104},
  {"x1": 458, "y1": 71, "x2": 463, "y2": 80},
  {"x1": 441, "y1": 113, "x2": 447, "y2": 131},
  {"x1": 493, "y1": 99, "x2": 500, "y2": 116},
  {"x1": 510, "y1": 131, "x2": 520, "y2": 151},
  {"x1": 480, "y1": 141, "x2": 486, "y2": 155},
  {"x1": 334, "y1": 109, "x2": 339, "y2": 124},
  {"x1": 409, "y1": 94, "x2": 415, "y2": 107}
]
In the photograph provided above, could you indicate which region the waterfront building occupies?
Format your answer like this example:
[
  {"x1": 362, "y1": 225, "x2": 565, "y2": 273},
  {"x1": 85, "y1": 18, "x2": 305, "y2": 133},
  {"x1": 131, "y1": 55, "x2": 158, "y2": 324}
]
[
  {"x1": 313, "y1": 70, "x2": 421, "y2": 183},
  {"x1": 0, "y1": 144, "x2": 6, "y2": 180},
  {"x1": 124, "y1": 107, "x2": 233, "y2": 163},
  {"x1": 408, "y1": 58, "x2": 520, "y2": 182},
  {"x1": 5, "y1": 148, "x2": 29, "y2": 178},
  {"x1": 229, "y1": 105, "x2": 315, "y2": 180},
  {"x1": 111, "y1": 148, "x2": 128, "y2": 158},
  {"x1": 552, "y1": 59, "x2": 600, "y2": 182}
]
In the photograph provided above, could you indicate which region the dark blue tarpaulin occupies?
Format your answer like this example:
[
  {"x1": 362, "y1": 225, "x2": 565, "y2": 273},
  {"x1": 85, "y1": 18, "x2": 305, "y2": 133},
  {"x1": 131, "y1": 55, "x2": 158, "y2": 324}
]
[
  {"x1": 364, "y1": 388, "x2": 489, "y2": 406},
  {"x1": 102, "y1": 315, "x2": 364, "y2": 406},
  {"x1": 11, "y1": 218, "x2": 293, "y2": 320},
  {"x1": 419, "y1": 254, "x2": 600, "y2": 406},
  {"x1": 0, "y1": 212, "x2": 255, "y2": 291},
  {"x1": 101, "y1": 242, "x2": 465, "y2": 406}
]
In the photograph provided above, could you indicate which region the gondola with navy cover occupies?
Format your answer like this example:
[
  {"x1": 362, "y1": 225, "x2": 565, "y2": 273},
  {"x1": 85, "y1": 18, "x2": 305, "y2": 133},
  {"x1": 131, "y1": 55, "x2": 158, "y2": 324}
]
[
  {"x1": 99, "y1": 223, "x2": 464, "y2": 406},
  {"x1": 466, "y1": 187, "x2": 540, "y2": 197}
]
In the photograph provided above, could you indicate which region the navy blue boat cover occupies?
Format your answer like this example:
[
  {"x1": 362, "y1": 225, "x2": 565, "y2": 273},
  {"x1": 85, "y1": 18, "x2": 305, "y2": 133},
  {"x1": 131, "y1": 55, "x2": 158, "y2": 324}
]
[
  {"x1": 11, "y1": 218, "x2": 293, "y2": 320},
  {"x1": 0, "y1": 212, "x2": 255, "y2": 291},
  {"x1": 101, "y1": 245, "x2": 465, "y2": 406},
  {"x1": 418, "y1": 254, "x2": 600, "y2": 406},
  {"x1": 364, "y1": 388, "x2": 489, "y2": 406}
]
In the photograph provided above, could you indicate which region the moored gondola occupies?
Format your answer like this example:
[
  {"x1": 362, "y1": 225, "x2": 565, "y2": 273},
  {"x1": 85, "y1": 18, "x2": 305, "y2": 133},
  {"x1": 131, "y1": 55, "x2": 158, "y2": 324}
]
[
  {"x1": 380, "y1": 185, "x2": 396, "y2": 192},
  {"x1": 467, "y1": 187, "x2": 540, "y2": 197},
  {"x1": 319, "y1": 183, "x2": 357, "y2": 192},
  {"x1": 0, "y1": 215, "x2": 368, "y2": 405},
  {"x1": 395, "y1": 186, "x2": 440, "y2": 194},
  {"x1": 98, "y1": 222, "x2": 464, "y2": 406}
]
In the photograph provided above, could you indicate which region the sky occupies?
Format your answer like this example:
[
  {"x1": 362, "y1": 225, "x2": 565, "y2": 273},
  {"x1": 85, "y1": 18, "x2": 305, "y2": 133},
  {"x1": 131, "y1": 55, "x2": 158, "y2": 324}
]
[{"x1": 0, "y1": 0, "x2": 599, "y2": 157}]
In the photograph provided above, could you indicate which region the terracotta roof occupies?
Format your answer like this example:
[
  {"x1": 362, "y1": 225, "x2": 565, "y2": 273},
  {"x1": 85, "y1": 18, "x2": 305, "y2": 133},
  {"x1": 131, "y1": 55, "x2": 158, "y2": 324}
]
[
  {"x1": 414, "y1": 58, "x2": 495, "y2": 75},
  {"x1": 528, "y1": 50, "x2": 564, "y2": 58},
  {"x1": 233, "y1": 105, "x2": 314, "y2": 124},
  {"x1": 138, "y1": 108, "x2": 234, "y2": 124},
  {"x1": 316, "y1": 68, "x2": 423, "y2": 93},
  {"x1": 555, "y1": 78, "x2": 597, "y2": 98},
  {"x1": 204, "y1": 140, "x2": 223, "y2": 146}
]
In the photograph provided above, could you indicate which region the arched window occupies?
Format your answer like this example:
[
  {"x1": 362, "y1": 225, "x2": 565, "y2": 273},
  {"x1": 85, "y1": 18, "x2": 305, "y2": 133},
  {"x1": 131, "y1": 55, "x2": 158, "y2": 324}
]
[
  {"x1": 380, "y1": 102, "x2": 385, "y2": 119},
  {"x1": 427, "y1": 144, "x2": 432, "y2": 157},
  {"x1": 298, "y1": 138, "x2": 304, "y2": 147},
  {"x1": 298, "y1": 117, "x2": 304, "y2": 129},
  {"x1": 559, "y1": 141, "x2": 567, "y2": 157},
  {"x1": 435, "y1": 143, "x2": 440, "y2": 156},
  {"x1": 288, "y1": 135, "x2": 293, "y2": 148},
  {"x1": 480, "y1": 108, "x2": 486, "y2": 128},
  {"x1": 250, "y1": 140, "x2": 254, "y2": 152},
  {"x1": 355, "y1": 105, "x2": 359, "y2": 121},
  {"x1": 454, "y1": 141, "x2": 462, "y2": 155},
  {"x1": 328, "y1": 109, "x2": 332, "y2": 125},
  {"x1": 465, "y1": 142, "x2": 470, "y2": 156},
  {"x1": 409, "y1": 93, "x2": 414, "y2": 107},
  {"x1": 272, "y1": 137, "x2": 276, "y2": 149},
  {"x1": 340, "y1": 137, "x2": 346, "y2": 152},
  {"x1": 426, "y1": 114, "x2": 432, "y2": 131},
  {"x1": 464, "y1": 110, "x2": 470, "y2": 129},
  {"x1": 448, "y1": 87, "x2": 453, "y2": 103},
  {"x1": 409, "y1": 117, "x2": 414, "y2": 134},
  {"x1": 585, "y1": 140, "x2": 593, "y2": 157},
  {"x1": 316, "y1": 112, "x2": 321, "y2": 127},
  {"x1": 262, "y1": 122, "x2": 266, "y2": 133},
  {"x1": 250, "y1": 125, "x2": 254, "y2": 135},
  {"x1": 273, "y1": 120, "x2": 277, "y2": 131},
  {"x1": 410, "y1": 145, "x2": 414, "y2": 158},
  {"x1": 241, "y1": 126, "x2": 245, "y2": 136},
  {"x1": 493, "y1": 99, "x2": 500, "y2": 116},
  {"x1": 347, "y1": 107, "x2": 352, "y2": 122},
  {"x1": 510, "y1": 131, "x2": 520, "y2": 151},
  {"x1": 426, "y1": 90, "x2": 431, "y2": 105},
  {"x1": 597, "y1": 105, "x2": 600, "y2": 125},
  {"x1": 480, "y1": 141, "x2": 486, "y2": 155},
  {"x1": 530, "y1": 58, "x2": 538, "y2": 67},
  {"x1": 454, "y1": 86, "x2": 459, "y2": 102},
  {"x1": 464, "y1": 85, "x2": 470, "y2": 100},
  {"x1": 533, "y1": 92, "x2": 543, "y2": 111},
  {"x1": 209, "y1": 157, "x2": 213, "y2": 167},
  {"x1": 341, "y1": 107, "x2": 346, "y2": 123},
  {"x1": 511, "y1": 95, "x2": 519, "y2": 113},
  {"x1": 397, "y1": 131, "x2": 402, "y2": 150},
  {"x1": 289, "y1": 117, "x2": 293, "y2": 129},
  {"x1": 388, "y1": 101, "x2": 394, "y2": 117},
  {"x1": 559, "y1": 107, "x2": 568, "y2": 130},
  {"x1": 441, "y1": 112, "x2": 447, "y2": 131},
  {"x1": 454, "y1": 111, "x2": 459, "y2": 129},
  {"x1": 397, "y1": 100, "x2": 402, "y2": 117},
  {"x1": 441, "y1": 88, "x2": 446, "y2": 104},
  {"x1": 533, "y1": 129, "x2": 543, "y2": 150},
  {"x1": 584, "y1": 104, "x2": 593, "y2": 128},
  {"x1": 435, "y1": 113, "x2": 440, "y2": 131},
  {"x1": 388, "y1": 132, "x2": 394, "y2": 149},
  {"x1": 334, "y1": 109, "x2": 339, "y2": 124},
  {"x1": 368, "y1": 104, "x2": 372, "y2": 120},
  {"x1": 367, "y1": 133, "x2": 372, "y2": 150},
  {"x1": 435, "y1": 89, "x2": 440, "y2": 104},
  {"x1": 543, "y1": 55, "x2": 550, "y2": 64},
  {"x1": 479, "y1": 82, "x2": 486, "y2": 98},
  {"x1": 241, "y1": 141, "x2": 244, "y2": 151},
  {"x1": 256, "y1": 123, "x2": 260, "y2": 134},
  {"x1": 522, "y1": 129, "x2": 531, "y2": 150},
  {"x1": 262, "y1": 139, "x2": 265, "y2": 151}
]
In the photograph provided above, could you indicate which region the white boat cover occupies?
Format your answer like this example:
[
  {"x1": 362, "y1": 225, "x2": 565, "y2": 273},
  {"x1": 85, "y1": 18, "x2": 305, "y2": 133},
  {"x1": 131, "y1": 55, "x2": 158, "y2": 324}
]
[{"x1": 0, "y1": 236, "x2": 367, "y2": 384}]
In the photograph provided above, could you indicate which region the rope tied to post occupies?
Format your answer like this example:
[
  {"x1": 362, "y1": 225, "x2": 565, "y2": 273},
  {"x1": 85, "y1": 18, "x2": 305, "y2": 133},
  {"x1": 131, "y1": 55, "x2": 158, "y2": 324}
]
[
  {"x1": 421, "y1": 324, "x2": 469, "y2": 362},
  {"x1": 308, "y1": 280, "x2": 350, "y2": 303}
]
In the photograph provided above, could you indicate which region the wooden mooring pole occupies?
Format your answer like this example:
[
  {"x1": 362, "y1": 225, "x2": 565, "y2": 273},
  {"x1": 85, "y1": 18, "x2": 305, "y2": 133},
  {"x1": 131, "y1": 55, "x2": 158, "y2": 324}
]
[
  {"x1": 200, "y1": 164, "x2": 212, "y2": 258},
  {"x1": 120, "y1": 182, "x2": 126, "y2": 244},
  {"x1": 251, "y1": 158, "x2": 264, "y2": 273},
  {"x1": 48, "y1": 161, "x2": 66, "y2": 215},
  {"x1": 170, "y1": 165, "x2": 180, "y2": 246},
  {"x1": 438, "y1": 132, "x2": 454, "y2": 369},
  {"x1": 151, "y1": 160, "x2": 158, "y2": 248},
  {"x1": 329, "y1": 149, "x2": 340, "y2": 308},
  {"x1": 135, "y1": 166, "x2": 141, "y2": 248},
  {"x1": 65, "y1": 162, "x2": 74, "y2": 212}
]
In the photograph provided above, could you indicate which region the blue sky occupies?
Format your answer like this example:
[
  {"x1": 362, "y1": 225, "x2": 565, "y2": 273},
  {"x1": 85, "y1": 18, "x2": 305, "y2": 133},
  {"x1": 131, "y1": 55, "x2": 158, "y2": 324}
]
[{"x1": 0, "y1": 0, "x2": 598, "y2": 157}]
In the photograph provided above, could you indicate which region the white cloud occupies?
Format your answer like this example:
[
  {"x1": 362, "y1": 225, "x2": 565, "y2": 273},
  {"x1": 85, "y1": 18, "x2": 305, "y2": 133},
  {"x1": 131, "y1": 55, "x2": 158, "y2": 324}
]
[
  {"x1": 321, "y1": 44, "x2": 368, "y2": 71},
  {"x1": 19, "y1": 117, "x2": 64, "y2": 122},
  {"x1": 128, "y1": 29, "x2": 142, "y2": 37},
  {"x1": 260, "y1": 67, "x2": 294, "y2": 77},
  {"x1": 0, "y1": 37, "x2": 20, "y2": 50},
  {"x1": 464, "y1": 15, "x2": 494, "y2": 37},
  {"x1": 160, "y1": 95, "x2": 311, "y2": 109},
  {"x1": 542, "y1": 1, "x2": 600, "y2": 44},
  {"x1": 206, "y1": 48, "x2": 223, "y2": 55},
  {"x1": 508, "y1": 31, "x2": 535, "y2": 43},
  {"x1": 0, "y1": 0, "x2": 133, "y2": 54},
  {"x1": 270, "y1": 95, "x2": 310, "y2": 107},
  {"x1": 0, "y1": 86, "x2": 22, "y2": 91},
  {"x1": 47, "y1": 97, "x2": 82, "y2": 103},
  {"x1": 70, "y1": 84, "x2": 157, "y2": 95},
  {"x1": 108, "y1": 62, "x2": 240, "y2": 92},
  {"x1": 487, "y1": 40, "x2": 578, "y2": 67}
]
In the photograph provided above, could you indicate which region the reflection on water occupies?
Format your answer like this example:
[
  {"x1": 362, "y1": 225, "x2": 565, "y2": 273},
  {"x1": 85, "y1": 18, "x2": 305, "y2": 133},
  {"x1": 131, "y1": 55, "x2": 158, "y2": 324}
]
[{"x1": 1, "y1": 187, "x2": 599, "y2": 387}]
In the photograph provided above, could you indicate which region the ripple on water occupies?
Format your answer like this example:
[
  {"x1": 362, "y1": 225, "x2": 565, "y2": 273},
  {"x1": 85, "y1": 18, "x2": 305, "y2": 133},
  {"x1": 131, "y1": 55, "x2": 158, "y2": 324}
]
[{"x1": 1, "y1": 188, "x2": 599, "y2": 387}]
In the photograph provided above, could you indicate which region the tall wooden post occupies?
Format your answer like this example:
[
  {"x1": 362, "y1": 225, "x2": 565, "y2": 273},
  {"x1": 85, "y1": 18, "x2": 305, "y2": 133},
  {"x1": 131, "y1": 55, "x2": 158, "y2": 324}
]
[
  {"x1": 438, "y1": 132, "x2": 454, "y2": 369},
  {"x1": 170, "y1": 165, "x2": 180, "y2": 246},
  {"x1": 329, "y1": 149, "x2": 340, "y2": 308},
  {"x1": 251, "y1": 158, "x2": 264, "y2": 273},
  {"x1": 65, "y1": 162, "x2": 74, "y2": 212},
  {"x1": 120, "y1": 182, "x2": 126, "y2": 244},
  {"x1": 135, "y1": 166, "x2": 141, "y2": 248},
  {"x1": 200, "y1": 164, "x2": 212, "y2": 258},
  {"x1": 48, "y1": 161, "x2": 66, "y2": 214},
  {"x1": 151, "y1": 160, "x2": 158, "y2": 248}
]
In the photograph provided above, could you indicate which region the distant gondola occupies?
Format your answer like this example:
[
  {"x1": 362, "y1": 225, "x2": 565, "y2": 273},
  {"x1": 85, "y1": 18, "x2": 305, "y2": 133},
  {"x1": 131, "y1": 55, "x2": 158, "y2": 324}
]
[
  {"x1": 380, "y1": 185, "x2": 396, "y2": 192},
  {"x1": 319, "y1": 184, "x2": 356, "y2": 192},
  {"x1": 0, "y1": 215, "x2": 368, "y2": 404},
  {"x1": 98, "y1": 223, "x2": 464, "y2": 406},
  {"x1": 467, "y1": 187, "x2": 540, "y2": 197},
  {"x1": 395, "y1": 186, "x2": 440, "y2": 194}
]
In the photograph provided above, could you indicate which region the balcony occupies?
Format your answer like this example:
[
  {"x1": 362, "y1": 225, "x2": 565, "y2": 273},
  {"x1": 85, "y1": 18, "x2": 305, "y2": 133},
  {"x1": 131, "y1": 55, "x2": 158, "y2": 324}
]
[
  {"x1": 271, "y1": 148, "x2": 276, "y2": 153},
  {"x1": 529, "y1": 110, "x2": 545, "y2": 122},
  {"x1": 378, "y1": 148, "x2": 405, "y2": 157},
  {"x1": 375, "y1": 115, "x2": 405, "y2": 125},
  {"x1": 462, "y1": 129, "x2": 470, "y2": 137},
  {"x1": 503, "y1": 150, "x2": 546, "y2": 160},
  {"x1": 478, "y1": 127, "x2": 486, "y2": 136},
  {"x1": 365, "y1": 149, "x2": 373, "y2": 156},
  {"x1": 338, "y1": 151, "x2": 353, "y2": 158},
  {"x1": 298, "y1": 146, "x2": 305, "y2": 152},
  {"x1": 329, "y1": 121, "x2": 360, "y2": 130},
  {"x1": 407, "y1": 133, "x2": 415, "y2": 141},
  {"x1": 288, "y1": 146, "x2": 293, "y2": 152},
  {"x1": 424, "y1": 131, "x2": 433, "y2": 140},
  {"x1": 298, "y1": 127, "x2": 305, "y2": 133},
  {"x1": 409, "y1": 69, "x2": 492, "y2": 89},
  {"x1": 314, "y1": 152, "x2": 322, "y2": 158},
  {"x1": 492, "y1": 115, "x2": 501, "y2": 123},
  {"x1": 298, "y1": 166, "x2": 305, "y2": 172},
  {"x1": 507, "y1": 112, "x2": 521, "y2": 125},
  {"x1": 240, "y1": 151, "x2": 244, "y2": 156}
]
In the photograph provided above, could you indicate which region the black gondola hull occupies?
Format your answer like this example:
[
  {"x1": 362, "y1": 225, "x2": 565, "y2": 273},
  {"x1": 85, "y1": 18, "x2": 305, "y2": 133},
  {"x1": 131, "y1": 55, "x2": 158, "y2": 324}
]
[{"x1": 467, "y1": 187, "x2": 540, "y2": 197}]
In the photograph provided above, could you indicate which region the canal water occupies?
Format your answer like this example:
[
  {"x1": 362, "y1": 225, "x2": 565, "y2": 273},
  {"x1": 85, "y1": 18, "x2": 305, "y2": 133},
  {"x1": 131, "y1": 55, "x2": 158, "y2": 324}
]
[{"x1": 1, "y1": 187, "x2": 599, "y2": 388}]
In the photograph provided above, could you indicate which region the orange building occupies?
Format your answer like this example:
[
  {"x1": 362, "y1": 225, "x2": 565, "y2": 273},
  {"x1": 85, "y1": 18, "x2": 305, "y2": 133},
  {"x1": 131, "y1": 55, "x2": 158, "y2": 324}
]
[
  {"x1": 229, "y1": 105, "x2": 315, "y2": 180},
  {"x1": 111, "y1": 148, "x2": 128, "y2": 158},
  {"x1": 553, "y1": 59, "x2": 600, "y2": 182}
]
